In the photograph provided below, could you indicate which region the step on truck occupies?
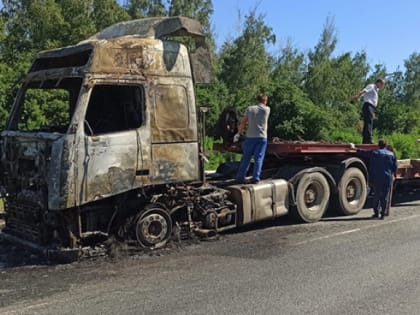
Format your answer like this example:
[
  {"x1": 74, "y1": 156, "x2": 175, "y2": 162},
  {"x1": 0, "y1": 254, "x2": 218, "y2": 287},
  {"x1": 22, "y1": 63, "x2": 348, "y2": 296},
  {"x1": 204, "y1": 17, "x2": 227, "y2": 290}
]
[{"x1": 0, "y1": 17, "x2": 419, "y2": 261}]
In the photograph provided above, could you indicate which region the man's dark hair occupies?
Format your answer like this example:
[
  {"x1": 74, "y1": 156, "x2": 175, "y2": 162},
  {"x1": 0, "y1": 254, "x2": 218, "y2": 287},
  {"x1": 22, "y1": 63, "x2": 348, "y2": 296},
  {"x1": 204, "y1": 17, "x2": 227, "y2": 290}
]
[
  {"x1": 375, "y1": 78, "x2": 385, "y2": 84},
  {"x1": 257, "y1": 94, "x2": 268, "y2": 103},
  {"x1": 378, "y1": 139, "x2": 387, "y2": 148}
]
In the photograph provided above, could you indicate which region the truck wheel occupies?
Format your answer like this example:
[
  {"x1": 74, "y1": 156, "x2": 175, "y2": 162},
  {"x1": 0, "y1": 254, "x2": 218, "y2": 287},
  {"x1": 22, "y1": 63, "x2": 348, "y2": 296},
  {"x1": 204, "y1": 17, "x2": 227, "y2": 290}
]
[
  {"x1": 337, "y1": 167, "x2": 367, "y2": 215},
  {"x1": 135, "y1": 207, "x2": 172, "y2": 249},
  {"x1": 293, "y1": 172, "x2": 330, "y2": 223}
]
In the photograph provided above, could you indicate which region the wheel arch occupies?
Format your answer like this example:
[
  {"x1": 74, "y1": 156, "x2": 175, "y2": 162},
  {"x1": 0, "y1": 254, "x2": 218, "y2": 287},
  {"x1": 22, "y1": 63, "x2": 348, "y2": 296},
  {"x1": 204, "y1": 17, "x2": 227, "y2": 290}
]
[
  {"x1": 337, "y1": 157, "x2": 368, "y2": 183},
  {"x1": 288, "y1": 167, "x2": 336, "y2": 204}
]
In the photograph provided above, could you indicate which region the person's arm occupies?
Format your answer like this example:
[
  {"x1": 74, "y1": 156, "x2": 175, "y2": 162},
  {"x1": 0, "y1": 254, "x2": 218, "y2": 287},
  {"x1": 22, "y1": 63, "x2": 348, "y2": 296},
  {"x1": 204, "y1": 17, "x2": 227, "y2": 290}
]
[
  {"x1": 355, "y1": 148, "x2": 372, "y2": 158},
  {"x1": 233, "y1": 115, "x2": 248, "y2": 143},
  {"x1": 237, "y1": 116, "x2": 248, "y2": 135},
  {"x1": 392, "y1": 155, "x2": 397, "y2": 177},
  {"x1": 351, "y1": 89, "x2": 366, "y2": 102}
]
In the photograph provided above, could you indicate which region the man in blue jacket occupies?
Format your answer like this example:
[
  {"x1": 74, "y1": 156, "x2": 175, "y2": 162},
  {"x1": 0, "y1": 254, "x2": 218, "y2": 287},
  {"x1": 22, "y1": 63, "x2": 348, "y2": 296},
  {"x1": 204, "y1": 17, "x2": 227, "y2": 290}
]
[{"x1": 352, "y1": 140, "x2": 397, "y2": 219}]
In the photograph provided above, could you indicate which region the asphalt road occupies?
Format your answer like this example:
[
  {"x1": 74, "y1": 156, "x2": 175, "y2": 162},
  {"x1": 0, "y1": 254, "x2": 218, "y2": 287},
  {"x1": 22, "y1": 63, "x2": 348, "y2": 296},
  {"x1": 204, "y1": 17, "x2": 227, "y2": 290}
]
[{"x1": 1, "y1": 188, "x2": 420, "y2": 315}]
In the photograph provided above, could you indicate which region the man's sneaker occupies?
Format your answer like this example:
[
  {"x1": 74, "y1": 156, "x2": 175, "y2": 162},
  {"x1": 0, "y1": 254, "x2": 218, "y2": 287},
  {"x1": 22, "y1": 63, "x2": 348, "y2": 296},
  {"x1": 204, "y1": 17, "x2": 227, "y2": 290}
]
[
  {"x1": 380, "y1": 214, "x2": 385, "y2": 220},
  {"x1": 371, "y1": 213, "x2": 379, "y2": 219}
]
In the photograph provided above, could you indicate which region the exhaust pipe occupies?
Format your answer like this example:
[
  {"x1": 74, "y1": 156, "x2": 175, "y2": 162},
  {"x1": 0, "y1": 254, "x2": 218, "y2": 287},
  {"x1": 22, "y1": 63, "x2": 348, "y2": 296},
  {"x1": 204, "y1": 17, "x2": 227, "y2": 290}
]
[{"x1": 193, "y1": 228, "x2": 217, "y2": 238}]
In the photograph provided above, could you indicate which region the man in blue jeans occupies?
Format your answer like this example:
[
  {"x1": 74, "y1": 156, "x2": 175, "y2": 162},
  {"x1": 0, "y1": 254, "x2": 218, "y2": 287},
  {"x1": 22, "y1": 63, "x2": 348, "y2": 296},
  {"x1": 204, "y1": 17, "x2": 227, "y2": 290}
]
[
  {"x1": 234, "y1": 94, "x2": 270, "y2": 184},
  {"x1": 352, "y1": 139, "x2": 397, "y2": 219}
]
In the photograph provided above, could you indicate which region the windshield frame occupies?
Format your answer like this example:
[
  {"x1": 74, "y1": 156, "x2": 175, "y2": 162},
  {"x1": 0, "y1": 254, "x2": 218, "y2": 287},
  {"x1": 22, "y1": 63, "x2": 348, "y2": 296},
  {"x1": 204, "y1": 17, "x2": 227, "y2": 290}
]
[{"x1": 6, "y1": 75, "x2": 83, "y2": 133}]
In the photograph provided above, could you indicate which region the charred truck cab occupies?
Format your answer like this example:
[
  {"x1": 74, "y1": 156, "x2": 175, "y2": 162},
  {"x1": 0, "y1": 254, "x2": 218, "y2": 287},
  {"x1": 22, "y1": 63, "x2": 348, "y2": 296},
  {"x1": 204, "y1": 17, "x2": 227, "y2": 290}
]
[{"x1": 0, "y1": 17, "x2": 237, "y2": 258}]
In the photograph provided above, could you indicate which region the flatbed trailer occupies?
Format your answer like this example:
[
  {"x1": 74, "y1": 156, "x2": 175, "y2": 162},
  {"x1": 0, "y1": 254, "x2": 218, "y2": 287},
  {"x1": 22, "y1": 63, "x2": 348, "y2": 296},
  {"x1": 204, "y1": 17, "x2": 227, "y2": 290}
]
[{"x1": 395, "y1": 159, "x2": 420, "y2": 183}]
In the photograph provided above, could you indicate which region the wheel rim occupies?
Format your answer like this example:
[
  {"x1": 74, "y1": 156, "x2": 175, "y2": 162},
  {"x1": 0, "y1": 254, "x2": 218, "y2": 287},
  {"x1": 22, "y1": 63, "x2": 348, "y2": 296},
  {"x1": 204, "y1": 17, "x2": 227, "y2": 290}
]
[
  {"x1": 135, "y1": 209, "x2": 172, "y2": 248},
  {"x1": 345, "y1": 177, "x2": 363, "y2": 205},
  {"x1": 304, "y1": 182, "x2": 323, "y2": 211}
]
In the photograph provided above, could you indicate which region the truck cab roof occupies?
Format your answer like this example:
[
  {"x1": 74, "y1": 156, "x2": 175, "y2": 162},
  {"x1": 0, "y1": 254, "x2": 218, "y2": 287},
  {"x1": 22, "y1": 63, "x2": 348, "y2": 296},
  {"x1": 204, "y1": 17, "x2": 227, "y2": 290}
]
[{"x1": 29, "y1": 17, "x2": 212, "y2": 83}]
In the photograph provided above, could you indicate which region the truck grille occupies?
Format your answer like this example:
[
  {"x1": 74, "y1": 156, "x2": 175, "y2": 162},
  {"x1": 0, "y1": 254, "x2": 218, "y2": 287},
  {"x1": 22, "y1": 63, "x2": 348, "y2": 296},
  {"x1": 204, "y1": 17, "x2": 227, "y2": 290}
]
[{"x1": 4, "y1": 200, "x2": 46, "y2": 244}]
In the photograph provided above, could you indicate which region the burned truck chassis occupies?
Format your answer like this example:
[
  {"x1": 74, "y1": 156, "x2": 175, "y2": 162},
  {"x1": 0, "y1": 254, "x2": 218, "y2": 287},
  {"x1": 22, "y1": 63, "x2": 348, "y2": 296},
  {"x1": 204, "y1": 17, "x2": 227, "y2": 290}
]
[{"x1": 3, "y1": 182, "x2": 237, "y2": 257}]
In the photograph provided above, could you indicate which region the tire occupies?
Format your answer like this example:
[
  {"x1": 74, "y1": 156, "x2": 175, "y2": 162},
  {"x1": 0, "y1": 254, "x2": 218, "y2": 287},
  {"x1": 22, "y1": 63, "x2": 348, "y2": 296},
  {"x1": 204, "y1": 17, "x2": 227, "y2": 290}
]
[
  {"x1": 216, "y1": 162, "x2": 241, "y2": 178},
  {"x1": 336, "y1": 167, "x2": 367, "y2": 215},
  {"x1": 135, "y1": 207, "x2": 172, "y2": 249},
  {"x1": 292, "y1": 172, "x2": 330, "y2": 223}
]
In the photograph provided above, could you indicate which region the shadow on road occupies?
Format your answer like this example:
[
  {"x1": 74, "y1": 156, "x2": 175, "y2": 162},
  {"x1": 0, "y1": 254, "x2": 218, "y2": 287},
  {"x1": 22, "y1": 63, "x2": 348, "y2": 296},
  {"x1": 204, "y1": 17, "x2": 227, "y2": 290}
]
[
  {"x1": 365, "y1": 186, "x2": 420, "y2": 209},
  {"x1": 223, "y1": 215, "x2": 300, "y2": 236},
  {"x1": 322, "y1": 216, "x2": 376, "y2": 222},
  {"x1": 0, "y1": 238, "x2": 51, "y2": 270},
  {"x1": 324, "y1": 186, "x2": 420, "y2": 223}
]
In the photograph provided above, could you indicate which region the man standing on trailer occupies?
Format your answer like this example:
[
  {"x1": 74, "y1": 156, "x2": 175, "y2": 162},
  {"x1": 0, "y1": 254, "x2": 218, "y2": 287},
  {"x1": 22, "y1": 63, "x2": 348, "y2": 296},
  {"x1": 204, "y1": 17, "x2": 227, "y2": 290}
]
[
  {"x1": 351, "y1": 78, "x2": 386, "y2": 144},
  {"x1": 234, "y1": 94, "x2": 270, "y2": 184},
  {"x1": 351, "y1": 140, "x2": 397, "y2": 219}
]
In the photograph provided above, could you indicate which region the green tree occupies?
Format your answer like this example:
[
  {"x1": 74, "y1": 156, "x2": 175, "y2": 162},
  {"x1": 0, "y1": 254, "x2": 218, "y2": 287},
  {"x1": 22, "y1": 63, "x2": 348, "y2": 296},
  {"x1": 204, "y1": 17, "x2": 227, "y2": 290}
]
[
  {"x1": 374, "y1": 64, "x2": 419, "y2": 135},
  {"x1": 376, "y1": 102, "x2": 419, "y2": 135},
  {"x1": 0, "y1": 63, "x2": 19, "y2": 128},
  {"x1": 268, "y1": 80, "x2": 332, "y2": 140},
  {"x1": 304, "y1": 16, "x2": 337, "y2": 107},
  {"x1": 125, "y1": 0, "x2": 167, "y2": 19},
  {"x1": 196, "y1": 79, "x2": 232, "y2": 137},
  {"x1": 271, "y1": 39, "x2": 305, "y2": 86},
  {"x1": 169, "y1": 0, "x2": 213, "y2": 33},
  {"x1": 91, "y1": 0, "x2": 130, "y2": 31},
  {"x1": 303, "y1": 18, "x2": 368, "y2": 109},
  {"x1": 328, "y1": 52, "x2": 369, "y2": 129},
  {"x1": 299, "y1": 17, "x2": 370, "y2": 137},
  {"x1": 1, "y1": 0, "x2": 66, "y2": 60},
  {"x1": 218, "y1": 9, "x2": 275, "y2": 109},
  {"x1": 403, "y1": 52, "x2": 420, "y2": 109},
  {"x1": 56, "y1": 0, "x2": 97, "y2": 46}
]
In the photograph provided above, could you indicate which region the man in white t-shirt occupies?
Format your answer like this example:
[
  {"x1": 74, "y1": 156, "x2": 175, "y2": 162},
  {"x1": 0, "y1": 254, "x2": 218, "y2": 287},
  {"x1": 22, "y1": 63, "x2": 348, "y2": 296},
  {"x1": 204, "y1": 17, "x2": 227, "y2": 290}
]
[{"x1": 351, "y1": 78, "x2": 386, "y2": 144}]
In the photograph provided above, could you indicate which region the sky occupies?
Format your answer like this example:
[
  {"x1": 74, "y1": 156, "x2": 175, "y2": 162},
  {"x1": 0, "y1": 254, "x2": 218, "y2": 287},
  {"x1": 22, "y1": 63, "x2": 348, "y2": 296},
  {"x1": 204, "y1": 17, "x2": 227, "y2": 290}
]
[{"x1": 212, "y1": 0, "x2": 420, "y2": 72}]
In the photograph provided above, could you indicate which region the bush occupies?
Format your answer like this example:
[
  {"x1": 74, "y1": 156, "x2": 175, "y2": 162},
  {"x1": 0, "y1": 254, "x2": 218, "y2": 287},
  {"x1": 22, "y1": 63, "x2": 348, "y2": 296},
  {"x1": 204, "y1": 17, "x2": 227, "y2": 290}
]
[
  {"x1": 268, "y1": 80, "x2": 333, "y2": 140},
  {"x1": 386, "y1": 133, "x2": 420, "y2": 159},
  {"x1": 325, "y1": 128, "x2": 420, "y2": 159},
  {"x1": 376, "y1": 103, "x2": 420, "y2": 135},
  {"x1": 204, "y1": 136, "x2": 240, "y2": 171},
  {"x1": 324, "y1": 128, "x2": 361, "y2": 143}
]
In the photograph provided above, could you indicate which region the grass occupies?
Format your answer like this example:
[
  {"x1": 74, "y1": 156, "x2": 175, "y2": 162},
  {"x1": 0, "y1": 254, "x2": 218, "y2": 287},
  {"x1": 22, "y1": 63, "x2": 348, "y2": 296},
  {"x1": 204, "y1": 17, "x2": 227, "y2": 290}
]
[{"x1": 0, "y1": 199, "x2": 3, "y2": 213}]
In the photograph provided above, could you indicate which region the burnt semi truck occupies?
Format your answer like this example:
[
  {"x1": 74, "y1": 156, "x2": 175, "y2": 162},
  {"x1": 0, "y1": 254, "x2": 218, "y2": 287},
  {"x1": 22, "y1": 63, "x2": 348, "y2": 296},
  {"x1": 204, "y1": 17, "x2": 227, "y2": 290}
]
[{"x1": 0, "y1": 17, "x2": 419, "y2": 259}]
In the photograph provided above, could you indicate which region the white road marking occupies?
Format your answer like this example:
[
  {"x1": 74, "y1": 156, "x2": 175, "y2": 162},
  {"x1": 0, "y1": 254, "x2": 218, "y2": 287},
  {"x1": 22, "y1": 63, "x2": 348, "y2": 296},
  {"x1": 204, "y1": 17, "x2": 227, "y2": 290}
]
[
  {"x1": 293, "y1": 228, "x2": 361, "y2": 246},
  {"x1": 292, "y1": 213, "x2": 420, "y2": 246}
]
